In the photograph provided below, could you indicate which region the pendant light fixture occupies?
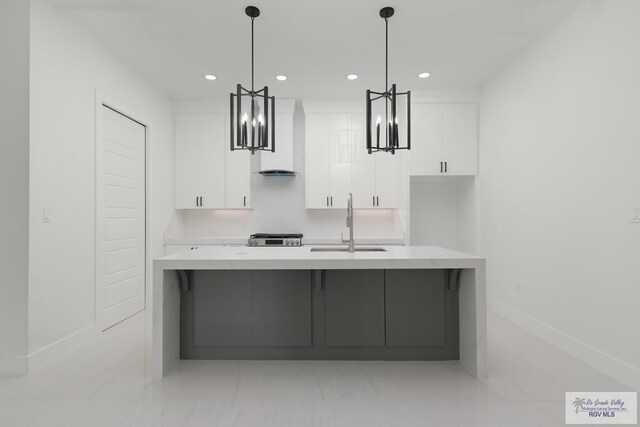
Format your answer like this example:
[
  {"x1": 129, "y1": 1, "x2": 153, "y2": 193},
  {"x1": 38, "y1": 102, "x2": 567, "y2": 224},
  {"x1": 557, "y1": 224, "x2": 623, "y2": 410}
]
[
  {"x1": 230, "y1": 6, "x2": 275, "y2": 154},
  {"x1": 366, "y1": 7, "x2": 411, "y2": 154}
]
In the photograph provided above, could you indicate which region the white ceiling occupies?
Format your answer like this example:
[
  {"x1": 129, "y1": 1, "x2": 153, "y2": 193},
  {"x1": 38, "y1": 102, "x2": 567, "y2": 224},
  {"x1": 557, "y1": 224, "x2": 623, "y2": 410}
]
[{"x1": 51, "y1": 0, "x2": 583, "y2": 100}]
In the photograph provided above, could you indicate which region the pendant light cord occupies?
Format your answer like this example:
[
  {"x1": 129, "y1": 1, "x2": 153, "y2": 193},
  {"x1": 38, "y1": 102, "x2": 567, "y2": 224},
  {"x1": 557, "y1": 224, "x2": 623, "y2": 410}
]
[
  {"x1": 251, "y1": 17, "x2": 255, "y2": 93},
  {"x1": 385, "y1": 17, "x2": 389, "y2": 92}
]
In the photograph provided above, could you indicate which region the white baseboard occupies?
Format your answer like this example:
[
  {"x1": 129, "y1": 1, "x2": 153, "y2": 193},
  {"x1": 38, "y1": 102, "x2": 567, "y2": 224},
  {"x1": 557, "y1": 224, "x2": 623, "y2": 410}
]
[
  {"x1": 27, "y1": 325, "x2": 99, "y2": 374},
  {"x1": 0, "y1": 355, "x2": 28, "y2": 376},
  {"x1": 489, "y1": 299, "x2": 640, "y2": 392}
]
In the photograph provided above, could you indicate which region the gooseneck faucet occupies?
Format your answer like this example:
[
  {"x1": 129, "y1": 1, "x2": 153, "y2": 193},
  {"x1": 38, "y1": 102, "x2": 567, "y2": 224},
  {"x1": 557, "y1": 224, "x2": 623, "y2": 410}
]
[{"x1": 341, "y1": 193, "x2": 355, "y2": 253}]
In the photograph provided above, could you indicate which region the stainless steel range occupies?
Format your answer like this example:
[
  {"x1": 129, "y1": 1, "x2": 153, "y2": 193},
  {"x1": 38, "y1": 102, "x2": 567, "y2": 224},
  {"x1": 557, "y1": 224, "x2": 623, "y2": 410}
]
[{"x1": 247, "y1": 233, "x2": 303, "y2": 247}]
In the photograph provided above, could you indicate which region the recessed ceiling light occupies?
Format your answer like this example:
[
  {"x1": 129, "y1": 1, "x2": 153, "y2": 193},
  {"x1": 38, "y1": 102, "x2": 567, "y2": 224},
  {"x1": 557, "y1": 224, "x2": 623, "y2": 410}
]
[
  {"x1": 276, "y1": 74, "x2": 287, "y2": 81},
  {"x1": 417, "y1": 72, "x2": 431, "y2": 79},
  {"x1": 346, "y1": 74, "x2": 359, "y2": 81},
  {"x1": 204, "y1": 74, "x2": 217, "y2": 81}
]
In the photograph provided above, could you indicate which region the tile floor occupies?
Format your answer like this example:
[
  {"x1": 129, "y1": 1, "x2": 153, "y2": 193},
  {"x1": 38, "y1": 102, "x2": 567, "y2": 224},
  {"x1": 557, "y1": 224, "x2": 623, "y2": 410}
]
[{"x1": 0, "y1": 311, "x2": 633, "y2": 426}]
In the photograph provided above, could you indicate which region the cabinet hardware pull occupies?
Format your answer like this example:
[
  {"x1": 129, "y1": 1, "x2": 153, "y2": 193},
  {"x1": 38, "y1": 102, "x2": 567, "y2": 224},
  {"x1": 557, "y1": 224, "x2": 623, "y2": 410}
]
[
  {"x1": 200, "y1": 196, "x2": 203, "y2": 206},
  {"x1": 195, "y1": 196, "x2": 198, "y2": 207},
  {"x1": 330, "y1": 196, "x2": 333, "y2": 206},
  {"x1": 373, "y1": 196, "x2": 375, "y2": 206},
  {"x1": 243, "y1": 196, "x2": 246, "y2": 207},
  {"x1": 376, "y1": 196, "x2": 379, "y2": 206},
  {"x1": 445, "y1": 162, "x2": 448, "y2": 173},
  {"x1": 326, "y1": 196, "x2": 329, "y2": 206},
  {"x1": 440, "y1": 162, "x2": 443, "y2": 173}
]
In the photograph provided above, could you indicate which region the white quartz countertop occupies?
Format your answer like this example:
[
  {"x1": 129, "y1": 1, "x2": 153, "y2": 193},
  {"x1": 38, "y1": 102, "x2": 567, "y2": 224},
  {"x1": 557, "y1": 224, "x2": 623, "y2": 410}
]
[{"x1": 153, "y1": 245, "x2": 484, "y2": 270}]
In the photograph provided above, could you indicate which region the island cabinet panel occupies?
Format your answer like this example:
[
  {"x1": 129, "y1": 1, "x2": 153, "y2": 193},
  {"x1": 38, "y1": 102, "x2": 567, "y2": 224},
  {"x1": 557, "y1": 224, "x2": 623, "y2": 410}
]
[
  {"x1": 192, "y1": 270, "x2": 312, "y2": 348},
  {"x1": 253, "y1": 270, "x2": 312, "y2": 347},
  {"x1": 385, "y1": 270, "x2": 446, "y2": 348},
  {"x1": 324, "y1": 270, "x2": 385, "y2": 347},
  {"x1": 193, "y1": 270, "x2": 253, "y2": 347}
]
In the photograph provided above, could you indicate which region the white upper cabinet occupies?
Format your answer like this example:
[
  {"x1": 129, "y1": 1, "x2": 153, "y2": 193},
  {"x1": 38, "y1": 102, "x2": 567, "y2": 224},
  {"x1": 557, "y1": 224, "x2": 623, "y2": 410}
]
[
  {"x1": 329, "y1": 113, "x2": 354, "y2": 209},
  {"x1": 410, "y1": 102, "x2": 478, "y2": 176},
  {"x1": 224, "y1": 116, "x2": 251, "y2": 208},
  {"x1": 175, "y1": 112, "x2": 251, "y2": 209},
  {"x1": 305, "y1": 113, "x2": 334, "y2": 208},
  {"x1": 349, "y1": 113, "x2": 398, "y2": 209},
  {"x1": 175, "y1": 113, "x2": 225, "y2": 209},
  {"x1": 373, "y1": 151, "x2": 398, "y2": 208},
  {"x1": 304, "y1": 101, "x2": 399, "y2": 209}
]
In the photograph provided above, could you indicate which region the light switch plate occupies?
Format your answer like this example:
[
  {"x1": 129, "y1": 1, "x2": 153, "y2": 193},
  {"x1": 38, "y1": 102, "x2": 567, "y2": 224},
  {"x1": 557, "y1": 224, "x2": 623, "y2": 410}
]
[{"x1": 43, "y1": 208, "x2": 52, "y2": 223}]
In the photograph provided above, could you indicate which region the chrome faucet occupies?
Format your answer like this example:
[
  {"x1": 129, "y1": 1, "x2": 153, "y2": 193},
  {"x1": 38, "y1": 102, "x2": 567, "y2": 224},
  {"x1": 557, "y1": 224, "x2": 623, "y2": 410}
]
[{"x1": 341, "y1": 193, "x2": 355, "y2": 253}]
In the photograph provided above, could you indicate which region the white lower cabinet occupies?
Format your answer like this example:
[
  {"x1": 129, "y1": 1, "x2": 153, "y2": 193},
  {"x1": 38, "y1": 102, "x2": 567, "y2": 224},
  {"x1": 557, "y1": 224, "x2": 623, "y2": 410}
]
[
  {"x1": 410, "y1": 102, "x2": 478, "y2": 176},
  {"x1": 305, "y1": 106, "x2": 398, "y2": 210},
  {"x1": 175, "y1": 112, "x2": 251, "y2": 209}
]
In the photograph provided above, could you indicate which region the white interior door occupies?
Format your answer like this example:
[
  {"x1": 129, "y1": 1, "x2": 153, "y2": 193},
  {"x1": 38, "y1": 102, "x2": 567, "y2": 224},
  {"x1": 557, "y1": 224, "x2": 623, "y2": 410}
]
[{"x1": 96, "y1": 105, "x2": 146, "y2": 331}]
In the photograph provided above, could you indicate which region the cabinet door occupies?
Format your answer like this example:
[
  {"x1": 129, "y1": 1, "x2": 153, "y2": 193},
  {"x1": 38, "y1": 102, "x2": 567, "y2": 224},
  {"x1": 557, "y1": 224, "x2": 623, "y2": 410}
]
[
  {"x1": 224, "y1": 114, "x2": 251, "y2": 208},
  {"x1": 197, "y1": 113, "x2": 226, "y2": 209},
  {"x1": 385, "y1": 269, "x2": 446, "y2": 347},
  {"x1": 305, "y1": 114, "x2": 331, "y2": 208},
  {"x1": 252, "y1": 270, "x2": 312, "y2": 347},
  {"x1": 175, "y1": 114, "x2": 201, "y2": 209},
  {"x1": 193, "y1": 270, "x2": 253, "y2": 347},
  {"x1": 374, "y1": 151, "x2": 398, "y2": 208},
  {"x1": 409, "y1": 103, "x2": 444, "y2": 176},
  {"x1": 329, "y1": 113, "x2": 353, "y2": 209},
  {"x1": 442, "y1": 103, "x2": 477, "y2": 176},
  {"x1": 350, "y1": 113, "x2": 377, "y2": 209},
  {"x1": 325, "y1": 270, "x2": 385, "y2": 347}
]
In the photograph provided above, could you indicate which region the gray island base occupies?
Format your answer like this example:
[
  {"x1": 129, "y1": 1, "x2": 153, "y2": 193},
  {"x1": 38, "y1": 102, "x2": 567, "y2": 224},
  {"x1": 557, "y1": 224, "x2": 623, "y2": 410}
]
[{"x1": 151, "y1": 246, "x2": 486, "y2": 379}]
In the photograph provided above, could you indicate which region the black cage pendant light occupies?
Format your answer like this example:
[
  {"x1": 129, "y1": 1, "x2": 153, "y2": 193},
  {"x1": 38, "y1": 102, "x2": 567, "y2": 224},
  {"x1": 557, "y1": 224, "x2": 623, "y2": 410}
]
[
  {"x1": 366, "y1": 7, "x2": 411, "y2": 154},
  {"x1": 230, "y1": 6, "x2": 275, "y2": 154}
]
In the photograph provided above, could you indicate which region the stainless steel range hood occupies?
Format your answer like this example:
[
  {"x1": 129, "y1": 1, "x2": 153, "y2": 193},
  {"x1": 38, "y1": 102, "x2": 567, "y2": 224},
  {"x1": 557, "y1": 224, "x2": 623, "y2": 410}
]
[{"x1": 253, "y1": 99, "x2": 296, "y2": 176}]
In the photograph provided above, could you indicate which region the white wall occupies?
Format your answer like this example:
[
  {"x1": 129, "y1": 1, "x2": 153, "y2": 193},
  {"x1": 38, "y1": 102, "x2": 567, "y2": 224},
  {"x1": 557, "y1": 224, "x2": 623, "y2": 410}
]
[
  {"x1": 409, "y1": 177, "x2": 477, "y2": 253},
  {"x1": 27, "y1": 0, "x2": 174, "y2": 369},
  {"x1": 480, "y1": 0, "x2": 640, "y2": 390},
  {"x1": 0, "y1": 0, "x2": 30, "y2": 375},
  {"x1": 166, "y1": 100, "x2": 405, "y2": 243}
]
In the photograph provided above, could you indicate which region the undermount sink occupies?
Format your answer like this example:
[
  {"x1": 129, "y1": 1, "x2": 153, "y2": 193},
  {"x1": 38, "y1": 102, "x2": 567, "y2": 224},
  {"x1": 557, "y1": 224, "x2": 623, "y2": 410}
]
[{"x1": 310, "y1": 247, "x2": 387, "y2": 252}]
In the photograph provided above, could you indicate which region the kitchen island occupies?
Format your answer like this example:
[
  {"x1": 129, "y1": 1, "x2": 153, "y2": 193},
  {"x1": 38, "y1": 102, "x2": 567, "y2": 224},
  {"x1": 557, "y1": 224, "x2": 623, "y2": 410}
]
[{"x1": 151, "y1": 245, "x2": 486, "y2": 379}]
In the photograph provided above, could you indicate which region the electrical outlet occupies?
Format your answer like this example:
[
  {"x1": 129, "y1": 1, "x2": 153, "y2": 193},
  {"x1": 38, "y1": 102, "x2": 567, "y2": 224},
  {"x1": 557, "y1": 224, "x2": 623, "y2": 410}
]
[
  {"x1": 43, "y1": 208, "x2": 52, "y2": 223},
  {"x1": 632, "y1": 207, "x2": 640, "y2": 223}
]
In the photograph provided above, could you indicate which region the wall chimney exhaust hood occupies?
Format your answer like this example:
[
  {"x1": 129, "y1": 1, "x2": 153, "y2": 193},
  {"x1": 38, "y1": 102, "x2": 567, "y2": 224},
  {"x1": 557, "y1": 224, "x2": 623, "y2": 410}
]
[{"x1": 253, "y1": 99, "x2": 297, "y2": 176}]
